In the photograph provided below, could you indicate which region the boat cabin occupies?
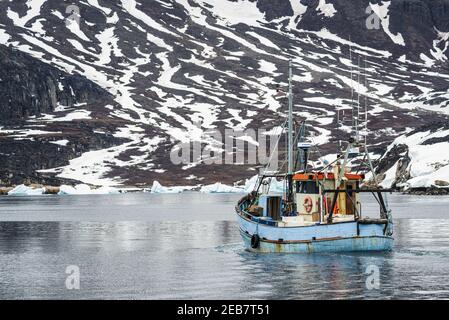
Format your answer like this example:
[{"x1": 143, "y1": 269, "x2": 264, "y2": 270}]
[
  {"x1": 292, "y1": 171, "x2": 364, "y2": 224},
  {"x1": 247, "y1": 168, "x2": 366, "y2": 227}
]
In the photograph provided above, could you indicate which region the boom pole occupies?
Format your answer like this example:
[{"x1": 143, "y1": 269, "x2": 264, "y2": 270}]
[
  {"x1": 288, "y1": 59, "x2": 293, "y2": 175},
  {"x1": 286, "y1": 59, "x2": 296, "y2": 214}
]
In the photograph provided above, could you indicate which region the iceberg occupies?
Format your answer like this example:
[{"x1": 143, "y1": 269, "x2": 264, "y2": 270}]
[
  {"x1": 93, "y1": 186, "x2": 121, "y2": 195},
  {"x1": 58, "y1": 184, "x2": 90, "y2": 195},
  {"x1": 8, "y1": 184, "x2": 45, "y2": 196},
  {"x1": 58, "y1": 184, "x2": 120, "y2": 195},
  {"x1": 150, "y1": 181, "x2": 195, "y2": 193},
  {"x1": 200, "y1": 182, "x2": 244, "y2": 193},
  {"x1": 244, "y1": 175, "x2": 285, "y2": 193},
  {"x1": 244, "y1": 175, "x2": 259, "y2": 193},
  {"x1": 269, "y1": 179, "x2": 285, "y2": 193}
]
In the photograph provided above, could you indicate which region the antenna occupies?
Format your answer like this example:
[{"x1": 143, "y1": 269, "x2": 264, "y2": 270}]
[
  {"x1": 337, "y1": 109, "x2": 339, "y2": 128},
  {"x1": 362, "y1": 57, "x2": 379, "y2": 188},
  {"x1": 349, "y1": 37, "x2": 354, "y2": 133},
  {"x1": 288, "y1": 59, "x2": 293, "y2": 175},
  {"x1": 356, "y1": 56, "x2": 361, "y2": 142},
  {"x1": 286, "y1": 59, "x2": 296, "y2": 214}
]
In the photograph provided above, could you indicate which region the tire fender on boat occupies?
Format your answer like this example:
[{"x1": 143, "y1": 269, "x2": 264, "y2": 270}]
[{"x1": 251, "y1": 234, "x2": 260, "y2": 249}]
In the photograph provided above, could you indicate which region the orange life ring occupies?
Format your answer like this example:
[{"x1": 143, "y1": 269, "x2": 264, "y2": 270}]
[{"x1": 303, "y1": 196, "x2": 313, "y2": 213}]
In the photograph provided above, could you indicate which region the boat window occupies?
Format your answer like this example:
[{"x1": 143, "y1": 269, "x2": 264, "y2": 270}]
[
  {"x1": 347, "y1": 184, "x2": 354, "y2": 196},
  {"x1": 296, "y1": 181, "x2": 319, "y2": 194}
]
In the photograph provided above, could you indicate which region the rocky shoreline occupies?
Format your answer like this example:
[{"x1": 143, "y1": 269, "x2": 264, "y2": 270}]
[
  {"x1": 0, "y1": 185, "x2": 55, "y2": 195},
  {"x1": 403, "y1": 188, "x2": 449, "y2": 196},
  {"x1": 0, "y1": 185, "x2": 134, "y2": 195}
]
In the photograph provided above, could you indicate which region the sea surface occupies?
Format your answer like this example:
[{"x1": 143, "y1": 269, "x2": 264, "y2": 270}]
[{"x1": 0, "y1": 192, "x2": 449, "y2": 299}]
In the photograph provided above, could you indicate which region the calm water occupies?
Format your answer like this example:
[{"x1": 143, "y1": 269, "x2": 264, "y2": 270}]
[{"x1": 1, "y1": 193, "x2": 449, "y2": 299}]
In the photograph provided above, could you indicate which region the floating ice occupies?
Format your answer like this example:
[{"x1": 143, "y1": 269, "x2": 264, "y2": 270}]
[
  {"x1": 200, "y1": 182, "x2": 244, "y2": 193},
  {"x1": 244, "y1": 175, "x2": 285, "y2": 194},
  {"x1": 58, "y1": 184, "x2": 120, "y2": 195},
  {"x1": 8, "y1": 185, "x2": 45, "y2": 196},
  {"x1": 94, "y1": 186, "x2": 121, "y2": 194},
  {"x1": 150, "y1": 181, "x2": 194, "y2": 193}
]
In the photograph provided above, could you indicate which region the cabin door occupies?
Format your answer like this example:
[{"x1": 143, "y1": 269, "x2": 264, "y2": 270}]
[
  {"x1": 346, "y1": 185, "x2": 355, "y2": 215},
  {"x1": 267, "y1": 196, "x2": 281, "y2": 220}
]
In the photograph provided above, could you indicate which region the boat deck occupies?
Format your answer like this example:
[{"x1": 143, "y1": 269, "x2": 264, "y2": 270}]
[{"x1": 279, "y1": 215, "x2": 355, "y2": 227}]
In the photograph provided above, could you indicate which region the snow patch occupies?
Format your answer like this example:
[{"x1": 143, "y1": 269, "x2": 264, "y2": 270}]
[
  {"x1": 316, "y1": 0, "x2": 337, "y2": 17},
  {"x1": 58, "y1": 184, "x2": 120, "y2": 195},
  {"x1": 380, "y1": 160, "x2": 398, "y2": 188},
  {"x1": 121, "y1": 0, "x2": 178, "y2": 37},
  {"x1": 380, "y1": 128, "x2": 449, "y2": 188},
  {"x1": 246, "y1": 31, "x2": 279, "y2": 50},
  {"x1": 369, "y1": 1, "x2": 405, "y2": 46},
  {"x1": 65, "y1": 19, "x2": 91, "y2": 42},
  {"x1": 198, "y1": 0, "x2": 266, "y2": 27},
  {"x1": 0, "y1": 28, "x2": 10, "y2": 44},
  {"x1": 288, "y1": 0, "x2": 308, "y2": 28},
  {"x1": 258, "y1": 60, "x2": 278, "y2": 74},
  {"x1": 7, "y1": 0, "x2": 46, "y2": 28},
  {"x1": 419, "y1": 53, "x2": 435, "y2": 68},
  {"x1": 50, "y1": 139, "x2": 70, "y2": 146}
]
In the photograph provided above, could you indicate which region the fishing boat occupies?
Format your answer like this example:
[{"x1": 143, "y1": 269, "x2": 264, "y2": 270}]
[{"x1": 236, "y1": 59, "x2": 393, "y2": 253}]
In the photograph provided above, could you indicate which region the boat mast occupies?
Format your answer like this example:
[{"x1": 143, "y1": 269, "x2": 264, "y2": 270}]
[
  {"x1": 288, "y1": 59, "x2": 294, "y2": 175},
  {"x1": 364, "y1": 58, "x2": 368, "y2": 146},
  {"x1": 286, "y1": 59, "x2": 296, "y2": 214},
  {"x1": 349, "y1": 37, "x2": 355, "y2": 140},
  {"x1": 356, "y1": 56, "x2": 361, "y2": 143}
]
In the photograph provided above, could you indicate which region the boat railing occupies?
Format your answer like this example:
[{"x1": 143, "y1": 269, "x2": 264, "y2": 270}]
[
  {"x1": 235, "y1": 206, "x2": 279, "y2": 227},
  {"x1": 322, "y1": 188, "x2": 392, "y2": 223},
  {"x1": 235, "y1": 195, "x2": 280, "y2": 227}
]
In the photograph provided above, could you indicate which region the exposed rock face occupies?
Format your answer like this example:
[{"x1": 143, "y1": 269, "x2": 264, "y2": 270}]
[
  {"x1": 257, "y1": 0, "x2": 293, "y2": 20},
  {"x1": 435, "y1": 180, "x2": 449, "y2": 186},
  {"x1": 406, "y1": 188, "x2": 449, "y2": 195},
  {"x1": 375, "y1": 143, "x2": 411, "y2": 188},
  {"x1": 375, "y1": 120, "x2": 449, "y2": 190},
  {"x1": 0, "y1": 45, "x2": 108, "y2": 122},
  {"x1": 297, "y1": 0, "x2": 449, "y2": 59},
  {"x1": 428, "y1": 0, "x2": 449, "y2": 31},
  {"x1": 0, "y1": 128, "x2": 128, "y2": 186},
  {"x1": 0, "y1": 45, "x2": 128, "y2": 185}
]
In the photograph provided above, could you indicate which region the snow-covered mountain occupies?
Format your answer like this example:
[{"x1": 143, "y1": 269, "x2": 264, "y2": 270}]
[{"x1": 1, "y1": 0, "x2": 449, "y2": 187}]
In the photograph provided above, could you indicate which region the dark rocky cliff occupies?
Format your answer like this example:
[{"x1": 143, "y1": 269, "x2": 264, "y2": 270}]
[
  {"x1": 0, "y1": 45, "x2": 109, "y2": 122},
  {"x1": 295, "y1": 0, "x2": 449, "y2": 59},
  {"x1": 0, "y1": 44, "x2": 129, "y2": 185}
]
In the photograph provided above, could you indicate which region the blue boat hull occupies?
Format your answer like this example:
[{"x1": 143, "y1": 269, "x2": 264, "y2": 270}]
[
  {"x1": 240, "y1": 229, "x2": 393, "y2": 253},
  {"x1": 238, "y1": 214, "x2": 393, "y2": 253}
]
